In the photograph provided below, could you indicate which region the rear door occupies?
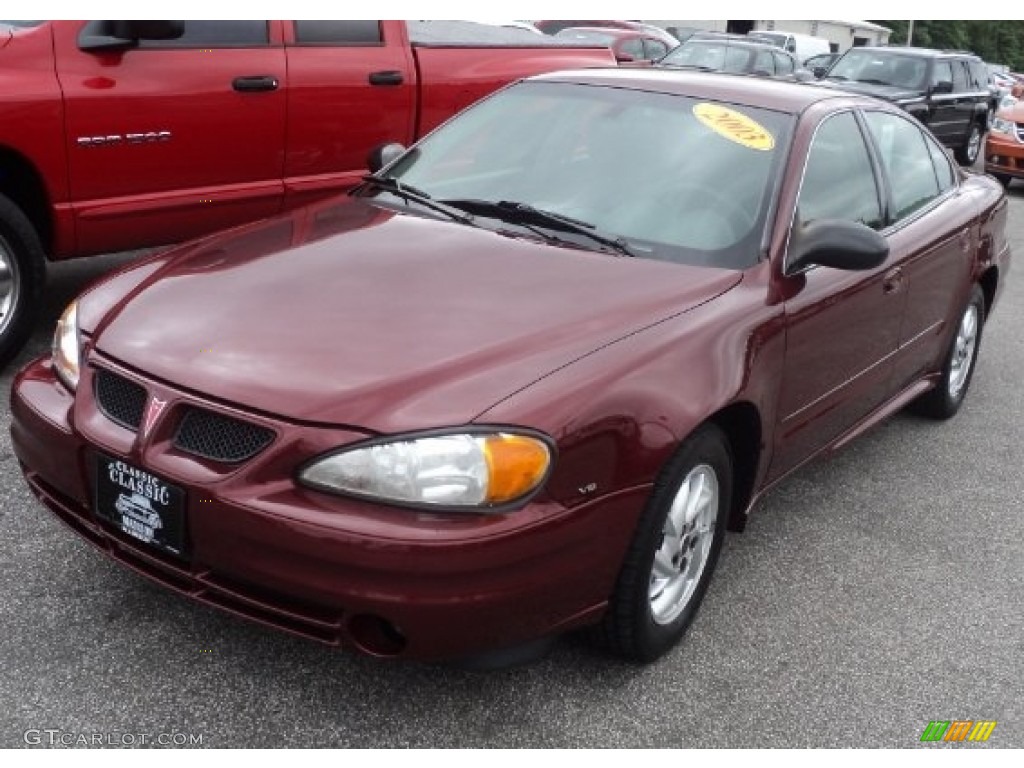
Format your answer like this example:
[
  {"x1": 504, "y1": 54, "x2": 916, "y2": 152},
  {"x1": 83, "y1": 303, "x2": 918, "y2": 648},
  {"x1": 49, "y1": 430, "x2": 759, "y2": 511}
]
[
  {"x1": 54, "y1": 21, "x2": 287, "y2": 255},
  {"x1": 772, "y1": 110, "x2": 901, "y2": 477},
  {"x1": 283, "y1": 20, "x2": 416, "y2": 208},
  {"x1": 862, "y1": 111, "x2": 973, "y2": 386}
]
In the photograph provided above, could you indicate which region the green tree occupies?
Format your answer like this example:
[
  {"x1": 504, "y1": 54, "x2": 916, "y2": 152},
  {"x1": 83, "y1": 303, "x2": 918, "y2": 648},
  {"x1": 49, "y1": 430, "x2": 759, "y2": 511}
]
[{"x1": 872, "y1": 20, "x2": 1024, "y2": 69}]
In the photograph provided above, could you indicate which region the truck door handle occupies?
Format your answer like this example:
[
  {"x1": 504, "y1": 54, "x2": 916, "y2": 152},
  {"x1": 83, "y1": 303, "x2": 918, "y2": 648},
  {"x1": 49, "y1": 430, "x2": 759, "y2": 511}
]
[
  {"x1": 232, "y1": 75, "x2": 279, "y2": 93},
  {"x1": 369, "y1": 70, "x2": 404, "y2": 86}
]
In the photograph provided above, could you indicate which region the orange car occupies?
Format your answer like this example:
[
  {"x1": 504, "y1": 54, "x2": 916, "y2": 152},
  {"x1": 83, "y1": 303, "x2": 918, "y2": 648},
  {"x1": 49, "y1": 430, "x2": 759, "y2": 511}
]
[{"x1": 985, "y1": 103, "x2": 1024, "y2": 186}]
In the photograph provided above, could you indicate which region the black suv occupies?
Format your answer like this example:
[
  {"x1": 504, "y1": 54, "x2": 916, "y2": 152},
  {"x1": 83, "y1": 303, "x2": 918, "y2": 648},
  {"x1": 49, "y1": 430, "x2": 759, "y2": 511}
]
[{"x1": 821, "y1": 47, "x2": 990, "y2": 165}]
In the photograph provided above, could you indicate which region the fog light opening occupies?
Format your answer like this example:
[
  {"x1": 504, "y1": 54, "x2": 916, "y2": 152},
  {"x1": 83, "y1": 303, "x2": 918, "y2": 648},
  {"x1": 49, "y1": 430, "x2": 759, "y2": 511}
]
[{"x1": 347, "y1": 614, "x2": 407, "y2": 657}]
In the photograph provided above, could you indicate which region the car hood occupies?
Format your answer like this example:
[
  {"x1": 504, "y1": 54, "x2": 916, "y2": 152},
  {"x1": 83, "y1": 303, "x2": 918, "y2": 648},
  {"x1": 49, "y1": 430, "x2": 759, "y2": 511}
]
[
  {"x1": 91, "y1": 201, "x2": 742, "y2": 433},
  {"x1": 820, "y1": 79, "x2": 925, "y2": 102}
]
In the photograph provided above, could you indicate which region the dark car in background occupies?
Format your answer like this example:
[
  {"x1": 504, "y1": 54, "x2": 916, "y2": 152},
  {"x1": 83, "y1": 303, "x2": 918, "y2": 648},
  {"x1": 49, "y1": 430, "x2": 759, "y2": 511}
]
[
  {"x1": 805, "y1": 52, "x2": 841, "y2": 78},
  {"x1": 659, "y1": 37, "x2": 800, "y2": 77},
  {"x1": 821, "y1": 47, "x2": 991, "y2": 165}
]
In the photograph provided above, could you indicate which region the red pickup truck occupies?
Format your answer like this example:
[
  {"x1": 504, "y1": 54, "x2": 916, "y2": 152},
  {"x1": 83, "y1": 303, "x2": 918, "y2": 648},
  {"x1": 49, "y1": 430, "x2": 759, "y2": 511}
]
[{"x1": 0, "y1": 19, "x2": 614, "y2": 365}]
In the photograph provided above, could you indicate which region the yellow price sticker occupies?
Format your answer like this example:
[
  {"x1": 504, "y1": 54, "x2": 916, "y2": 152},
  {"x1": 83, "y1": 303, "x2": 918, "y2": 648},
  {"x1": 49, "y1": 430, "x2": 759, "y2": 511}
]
[{"x1": 693, "y1": 103, "x2": 775, "y2": 151}]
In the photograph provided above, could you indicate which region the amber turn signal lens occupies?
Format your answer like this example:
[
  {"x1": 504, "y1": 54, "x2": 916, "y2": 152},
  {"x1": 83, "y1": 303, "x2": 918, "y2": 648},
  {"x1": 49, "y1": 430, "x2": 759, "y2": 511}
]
[{"x1": 482, "y1": 434, "x2": 551, "y2": 504}]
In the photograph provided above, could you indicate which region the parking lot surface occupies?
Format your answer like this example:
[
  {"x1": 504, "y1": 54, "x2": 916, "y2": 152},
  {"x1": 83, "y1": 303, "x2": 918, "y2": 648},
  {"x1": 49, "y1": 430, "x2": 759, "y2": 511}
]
[{"x1": 1, "y1": 194, "x2": 1022, "y2": 748}]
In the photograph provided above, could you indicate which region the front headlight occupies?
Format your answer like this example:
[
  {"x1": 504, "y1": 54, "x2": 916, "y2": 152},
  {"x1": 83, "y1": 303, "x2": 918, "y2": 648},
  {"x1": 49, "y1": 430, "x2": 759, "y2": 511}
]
[
  {"x1": 52, "y1": 301, "x2": 81, "y2": 390},
  {"x1": 299, "y1": 431, "x2": 553, "y2": 511},
  {"x1": 992, "y1": 116, "x2": 1016, "y2": 135}
]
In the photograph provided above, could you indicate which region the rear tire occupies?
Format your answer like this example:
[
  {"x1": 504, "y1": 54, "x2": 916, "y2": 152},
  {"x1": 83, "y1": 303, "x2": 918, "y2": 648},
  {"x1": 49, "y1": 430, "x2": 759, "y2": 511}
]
[
  {"x1": 0, "y1": 193, "x2": 46, "y2": 369},
  {"x1": 955, "y1": 121, "x2": 983, "y2": 166},
  {"x1": 598, "y1": 424, "x2": 732, "y2": 662},
  {"x1": 910, "y1": 285, "x2": 985, "y2": 420}
]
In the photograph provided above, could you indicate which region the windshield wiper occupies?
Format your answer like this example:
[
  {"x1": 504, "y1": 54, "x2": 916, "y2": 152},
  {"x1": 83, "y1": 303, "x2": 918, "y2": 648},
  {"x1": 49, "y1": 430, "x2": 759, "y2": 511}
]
[
  {"x1": 360, "y1": 175, "x2": 476, "y2": 226},
  {"x1": 440, "y1": 198, "x2": 636, "y2": 257},
  {"x1": 857, "y1": 78, "x2": 893, "y2": 86},
  {"x1": 826, "y1": 74, "x2": 848, "y2": 81},
  {"x1": 660, "y1": 63, "x2": 716, "y2": 71}
]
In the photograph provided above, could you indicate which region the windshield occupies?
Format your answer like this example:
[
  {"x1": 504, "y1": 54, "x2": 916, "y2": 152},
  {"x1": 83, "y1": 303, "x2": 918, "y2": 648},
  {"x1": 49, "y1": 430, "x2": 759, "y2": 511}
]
[
  {"x1": 828, "y1": 50, "x2": 928, "y2": 89},
  {"x1": 660, "y1": 41, "x2": 754, "y2": 73},
  {"x1": 371, "y1": 81, "x2": 792, "y2": 269}
]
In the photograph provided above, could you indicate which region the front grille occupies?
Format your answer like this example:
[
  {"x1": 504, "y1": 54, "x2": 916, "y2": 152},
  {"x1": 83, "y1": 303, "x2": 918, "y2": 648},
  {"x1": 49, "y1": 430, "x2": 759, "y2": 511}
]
[
  {"x1": 94, "y1": 368, "x2": 147, "y2": 430},
  {"x1": 174, "y1": 407, "x2": 274, "y2": 463}
]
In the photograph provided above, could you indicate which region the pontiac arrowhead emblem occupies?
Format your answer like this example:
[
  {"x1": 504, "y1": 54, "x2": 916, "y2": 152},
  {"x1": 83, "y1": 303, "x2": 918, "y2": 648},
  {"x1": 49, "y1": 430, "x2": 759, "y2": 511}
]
[{"x1": 141, "y1": 396, "x2": 168, "y2": 438}]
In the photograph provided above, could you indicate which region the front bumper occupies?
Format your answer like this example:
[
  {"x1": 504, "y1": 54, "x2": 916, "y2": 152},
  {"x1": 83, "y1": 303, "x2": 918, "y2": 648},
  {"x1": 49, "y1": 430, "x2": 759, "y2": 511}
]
[
  {"x1": 11, "y1": 354, "x2": 646, "y2": 660},
  {"x1": 985, "y1": 130, "x2": 1024, "y2": 179}
]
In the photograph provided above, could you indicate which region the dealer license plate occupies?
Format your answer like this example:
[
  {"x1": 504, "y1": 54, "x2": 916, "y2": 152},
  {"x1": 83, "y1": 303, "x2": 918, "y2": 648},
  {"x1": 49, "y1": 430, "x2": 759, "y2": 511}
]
[{"x1": 94, "y1": 455, "x2": 187, "y2": 558}]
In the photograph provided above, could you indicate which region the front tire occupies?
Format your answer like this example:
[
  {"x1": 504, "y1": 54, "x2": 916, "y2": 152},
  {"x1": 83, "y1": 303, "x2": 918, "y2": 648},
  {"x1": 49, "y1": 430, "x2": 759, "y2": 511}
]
[
  {"x1": 599, "y1": 424, "x2": 732, "y2": 662},
  {"x1": 0, "y1": 194, "x2": 46, "y2": 369},
  {"x1": 955, "y1": 121, "x2": 983, "y2": 166},
  {"x1": 910, "y1": 285, "x2": 985, "y2": 420}
]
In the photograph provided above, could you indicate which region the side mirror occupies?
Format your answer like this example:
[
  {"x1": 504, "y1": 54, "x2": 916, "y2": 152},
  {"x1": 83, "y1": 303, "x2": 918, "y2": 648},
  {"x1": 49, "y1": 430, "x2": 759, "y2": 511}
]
[
  {"x1": 812, "y1": 65, "x2": 828, "y2": 78},
  {"x1": 932, "y1": 80, "x2": 954, "y2": 94},
  {"x1": 367, "y1": 143, "x2": 407, "y2": 174},
  {"x1": 786, "y1": 219, "x2": 889, "y2": 275},
  {"x1": 79, "y1": 20, "x2": 184, "y2": 51},
  {"x1": 616, "y1": 52, "x2": 636, "y2": 63}
]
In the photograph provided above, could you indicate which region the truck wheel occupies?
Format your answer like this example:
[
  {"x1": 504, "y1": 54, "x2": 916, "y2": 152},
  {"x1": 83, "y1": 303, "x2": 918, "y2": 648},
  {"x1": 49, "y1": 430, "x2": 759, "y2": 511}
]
[
  {"x1": 0, "y1": 194, "x2": 46, "y2": 369},
  {"x1": 955, "y1": 121, "x2": 983, "y2": 166}
]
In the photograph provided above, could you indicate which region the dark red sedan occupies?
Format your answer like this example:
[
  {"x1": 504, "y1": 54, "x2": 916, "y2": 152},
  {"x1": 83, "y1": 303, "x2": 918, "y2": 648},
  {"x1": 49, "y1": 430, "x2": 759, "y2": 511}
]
[{"x1": 11, "y1": 70, "x2": 1010, "y2": 663}]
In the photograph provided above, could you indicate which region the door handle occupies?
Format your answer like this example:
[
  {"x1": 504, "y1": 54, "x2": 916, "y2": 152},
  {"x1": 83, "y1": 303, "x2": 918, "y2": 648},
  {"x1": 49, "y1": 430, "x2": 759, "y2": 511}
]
[
  {"x1": 882, "y1": 267, "x2": 905, "y2": 295},
  {"x1": 232, "y1": 75, "x2": 279, "y2": 93},
  {"x1": 369, "y1": 70, "x2": 404, "y2": 86}
]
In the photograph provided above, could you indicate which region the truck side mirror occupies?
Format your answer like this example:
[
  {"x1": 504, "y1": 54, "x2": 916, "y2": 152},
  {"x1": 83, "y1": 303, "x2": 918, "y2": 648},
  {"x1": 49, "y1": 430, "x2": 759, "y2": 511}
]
[{"x1": 932, "y1": 80, "x2": 954, "y2": 95}]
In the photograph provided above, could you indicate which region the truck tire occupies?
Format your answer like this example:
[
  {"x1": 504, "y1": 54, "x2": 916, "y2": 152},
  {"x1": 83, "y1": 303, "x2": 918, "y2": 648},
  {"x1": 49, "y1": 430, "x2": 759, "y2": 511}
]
[
  {"x1": 955, "y1": 121, "x2": 983, "y2": 166},
  {"x1": 0, "y1": 194, "x2": 46, "y2": 369}
]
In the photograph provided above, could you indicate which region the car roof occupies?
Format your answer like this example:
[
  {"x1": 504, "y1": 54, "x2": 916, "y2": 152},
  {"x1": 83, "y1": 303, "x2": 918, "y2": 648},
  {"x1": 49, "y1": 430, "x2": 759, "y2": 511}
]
[
  {"x1": 850, "y1": 46, "x2": 981, "y2": 61},
  {"x1": 681, "y1": 38, "x2": 786, "y2": 53},
  {"x1": 529, "y1": 68, "x2": 859, "y2": 113},
  {"x1": 557, "y1": 26, "x2": 642, "y2": 39}
]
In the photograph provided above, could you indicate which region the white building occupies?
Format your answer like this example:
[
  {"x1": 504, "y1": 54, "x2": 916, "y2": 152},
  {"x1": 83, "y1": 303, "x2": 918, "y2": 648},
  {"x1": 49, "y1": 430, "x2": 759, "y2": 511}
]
[{"x1": 648, "y1": 20, "x2": 891, "y2": 53}]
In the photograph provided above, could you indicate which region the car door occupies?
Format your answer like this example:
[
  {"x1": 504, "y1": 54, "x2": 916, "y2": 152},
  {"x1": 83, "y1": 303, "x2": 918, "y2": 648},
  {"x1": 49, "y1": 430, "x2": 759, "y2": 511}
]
[
  {"x1": 283, "y1": 21, "x2": 416, "y2": 209},
  {"x1": 771, "y1": 110, "x2": 903, "y2": 478},
  {"x1": 773, "y1": 50, "x2": 795, "y2": 76},
  {"x1": 949, "y1": 59, "x2": 975, "y2": 140},
  {"x1": 54, "y1": 21, "x2": 287, "y2": 255},
  {"x1": 927, "y1": 59, "x2": 959, "y2": 144},
  {"x1": 752, "y1": 48, "x2": 776, "y2": 76},
  {"x1": 861, "y1": 111, "x2": 973, "y2": 386}
]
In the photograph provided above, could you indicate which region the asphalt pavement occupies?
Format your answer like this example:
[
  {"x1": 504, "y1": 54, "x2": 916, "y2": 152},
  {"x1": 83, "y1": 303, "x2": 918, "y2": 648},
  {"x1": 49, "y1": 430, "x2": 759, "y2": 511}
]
[{"x1": 1, "y1": 194, "x2": 1022, "y2": 748}]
